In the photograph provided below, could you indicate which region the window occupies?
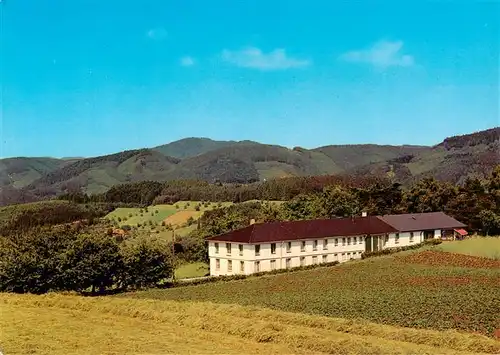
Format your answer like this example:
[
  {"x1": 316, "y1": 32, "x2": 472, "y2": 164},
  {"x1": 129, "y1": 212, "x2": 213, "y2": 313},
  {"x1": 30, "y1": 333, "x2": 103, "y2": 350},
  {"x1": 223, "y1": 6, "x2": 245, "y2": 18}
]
[
  {"x1": 409, "y1": 232, "x2": 414, "y2": 243},
  {"x1": 395, "y1": 233, "x2": 400, "y2": 244},
  {"x1": 215, "y1": 259, "x2": 220, "y2": 270},
  {"x1": 270, "y1": 260, "x2": 276, "y2": 270},
  {"x1": 347, "y1": 237, "x2": 351, "y2": 246},
  {"x1": 313, "y1": 240, "x2": 318, "y2": 251},
  {"x1": 334, "y1": 238, "x2": 338, "y2": 247},
  {"x1": 342, "y1": 253, "x2": 346, "y2": 261},
  {"x1": 353, "y1": 237, "x2": 357, "y2": 244},
  {"x1": 271, "y1": 243, "x2": 277, "y2": 254},
  {"x1": 312, "y1": 256, "x2": 318, "y2": 264},
  {"x1": 301, "y1": 241, "x2": 306, "y2": 252},
  {"x1": 359, "y1": 237, "x2": 364, "y2": 245},
  {"x1": 286, "y1": 258, "x2": 291, "y2": 268},
  {"x1": 226, "y1": 243, "x2": 231, "y2": 255},
  {"x1": 254, "y1": 261, "x2": 260, "y2": 272},
  {"x1": 385, "y1": 234, "x2": 389, "y2": 243},
  {"x1": 322, "y1": 255, "x2": 328, "y2": 263},
  {"x1": 214, "y1": 243, "x2": 219, "y2": 254},
  {"x1": 240, "y1": 261, "x2": 245, "y2": 272},
  {"x1": 300, "y1": 257, "x2": 305, "y2": 266},
  {"x1": 342, "y1": 238, "x2": 346, "y2": 246},
  {"x1": 227, "y1": 260, "x2": 232, "y2": 272},
  {"x1": 286, "y1": 242, "x2": 292, "y2": 253},
  {"x1": 239, "y1": 244, "x2": 243, "y2": 255},
  {"x1": 347, "y1": 252, "x2": 351, "y2": 259},
  {"x1": 334, "y1": 253, "x2": 338, "y2": 261},
  {"x1": 255, "y1": 244, "x2": 260, "y2": 256},
  {"x1": 323, "y1": 239, "x2": 328, "y2": 250}
]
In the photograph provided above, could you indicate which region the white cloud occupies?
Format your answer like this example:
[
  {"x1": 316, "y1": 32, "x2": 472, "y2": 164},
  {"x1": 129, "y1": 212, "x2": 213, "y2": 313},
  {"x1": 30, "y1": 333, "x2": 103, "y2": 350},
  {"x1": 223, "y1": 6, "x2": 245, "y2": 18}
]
[
  {"x1": 180, "y1": 56, "x2": 195, "y2": 67},
  {"x1": 221, "y1": 47, "x2": 310, "y2": 70},
  {"x1": 146, "y1": 27, "x2": 168, "y2": 40},
  {"x1": 341, "y1": 40, "x2": 414, "y2": 68}
]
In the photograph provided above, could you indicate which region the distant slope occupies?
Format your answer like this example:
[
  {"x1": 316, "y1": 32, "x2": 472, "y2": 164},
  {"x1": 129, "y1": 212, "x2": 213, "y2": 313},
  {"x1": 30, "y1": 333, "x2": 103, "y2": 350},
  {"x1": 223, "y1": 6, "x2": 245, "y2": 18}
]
[
  {"x1": 24, "y1": 149, "x2": 180, "y2": 196},
  {"x1": 164, "y1": 143, "x2": 341, "y2": 182},
  {"x1": 153, "y1": 137, "x2": 261, "y2": 159},
  {"x1": 0, "y1": 157, "x2": 69, "y2": 188},
  {"x1": 313, "y1": 144, "x2": 430, "y2": 171},
  {"x1": 346, "y1": 128, "x2": 500, "y2": 184},
  {"x1": 2, "y1": 127, "x2": 498, "y2": 205}
]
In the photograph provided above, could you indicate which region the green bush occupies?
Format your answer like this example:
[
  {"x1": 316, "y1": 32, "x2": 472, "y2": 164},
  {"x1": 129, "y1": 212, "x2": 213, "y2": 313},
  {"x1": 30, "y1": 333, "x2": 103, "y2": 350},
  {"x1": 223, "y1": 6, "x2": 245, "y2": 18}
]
[
  {"x1": 120, "y1": 239, "x2": 173, "y2": 290},
  {"x1": 0, "y1": 228, "x2": 174, "y2": 294},
  {"x1": 169, "y1": 261, "x2": 340, "y2": 288},
  {"x1": 361, "y1": 239, "x2": 442, "y2": 259}
]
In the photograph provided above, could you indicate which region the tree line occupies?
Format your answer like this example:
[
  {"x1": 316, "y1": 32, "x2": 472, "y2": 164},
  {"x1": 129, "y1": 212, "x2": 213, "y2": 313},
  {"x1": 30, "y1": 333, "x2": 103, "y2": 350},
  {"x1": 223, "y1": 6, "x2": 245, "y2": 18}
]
[
  {"x1": 192, "y1": 166, "x2": 500, "y2": 238},
  {"x1": 0, "y1": 225, "x2": 173, "y2": 294}
]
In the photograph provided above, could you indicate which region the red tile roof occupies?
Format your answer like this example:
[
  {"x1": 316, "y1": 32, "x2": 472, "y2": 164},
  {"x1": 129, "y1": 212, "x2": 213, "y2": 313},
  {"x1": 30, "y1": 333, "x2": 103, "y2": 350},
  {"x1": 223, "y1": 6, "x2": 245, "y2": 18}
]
[
  {"x1": 207, "y1": 216, "x2": 398, "y2": 243},
  {"x1": 207, "y1": 212, "x2": 466, "y2": 244},
  {"x1": 378, "y1": 212, "x2": 466, "y2": 232}
]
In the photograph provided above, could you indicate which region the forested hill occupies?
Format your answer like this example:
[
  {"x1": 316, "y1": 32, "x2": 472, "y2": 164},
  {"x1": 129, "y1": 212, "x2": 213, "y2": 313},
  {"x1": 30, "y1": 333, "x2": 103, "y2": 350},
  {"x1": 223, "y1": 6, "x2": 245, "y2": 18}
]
[{"x1": 0, "y1": 127, "x2": 498, "y2": 206}]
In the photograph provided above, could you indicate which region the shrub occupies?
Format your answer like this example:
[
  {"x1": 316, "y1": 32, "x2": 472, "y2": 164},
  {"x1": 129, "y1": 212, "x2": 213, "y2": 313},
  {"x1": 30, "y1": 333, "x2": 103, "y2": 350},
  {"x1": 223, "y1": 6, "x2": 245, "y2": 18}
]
[
  {"x1": 195, "y1": 205, "x2": 201, "y2": 211},
  {"x1": 361, "y1": 239, "x2": 442, "y2": 259},
  {"x1": 169, "y1": 261, "x2": 340, "y2": 288},
  {"x1": 0, "y1": 231, "x2": 123, "y2": 294},
  {"x1": 120, "y1": 239, "x2": 173, "y2": 289}
]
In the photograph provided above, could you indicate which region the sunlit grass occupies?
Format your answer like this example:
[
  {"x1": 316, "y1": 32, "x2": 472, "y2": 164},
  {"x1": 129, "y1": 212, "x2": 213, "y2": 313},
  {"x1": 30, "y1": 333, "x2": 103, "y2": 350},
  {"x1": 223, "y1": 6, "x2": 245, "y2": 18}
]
[
  {"x1": 2, "y1": 293, "x2": 498, "y2": 355},
  {"x1": 437, "y1": 236, "x2": 500, "y2": 259}
]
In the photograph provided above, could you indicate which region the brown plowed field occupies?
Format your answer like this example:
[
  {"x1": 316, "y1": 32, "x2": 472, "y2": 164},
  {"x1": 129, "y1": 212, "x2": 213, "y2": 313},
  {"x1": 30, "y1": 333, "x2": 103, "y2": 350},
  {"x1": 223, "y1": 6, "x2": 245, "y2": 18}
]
[
  {"x1": 397, "y1": 250, "x2": 500, "y2": 269},
  {"x1": 163, "y1": 211, "x2": 202, "y2": 226}
]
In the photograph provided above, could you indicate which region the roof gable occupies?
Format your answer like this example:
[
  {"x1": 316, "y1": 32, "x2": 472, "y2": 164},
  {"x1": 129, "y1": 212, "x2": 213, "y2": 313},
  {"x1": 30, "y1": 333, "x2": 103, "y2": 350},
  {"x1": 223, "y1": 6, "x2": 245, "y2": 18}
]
[{"x1": 377, "y1": 212, "x2": 466, "y2": 232}]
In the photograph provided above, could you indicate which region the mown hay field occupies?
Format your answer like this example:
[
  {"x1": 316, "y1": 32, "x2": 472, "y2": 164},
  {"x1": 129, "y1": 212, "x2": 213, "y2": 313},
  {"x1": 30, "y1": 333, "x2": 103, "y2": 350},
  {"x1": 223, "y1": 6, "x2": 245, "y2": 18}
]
[
  {"x1": 124, "y1": 249, "x2": 500, "y2": 338},
  {"x1": 2, "y1": 293, "x2": 499, "y2": 355}
]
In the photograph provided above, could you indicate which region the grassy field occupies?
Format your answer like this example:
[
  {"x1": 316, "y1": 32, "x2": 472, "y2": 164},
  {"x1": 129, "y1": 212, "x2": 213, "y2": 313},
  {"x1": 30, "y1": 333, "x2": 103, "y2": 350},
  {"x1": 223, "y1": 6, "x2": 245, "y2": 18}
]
[
  {"x1": 124, "y1": 248, "x2": 500, "y2": 338},
  {"x1": 106, "y1": 201, "x2": 233, "y2": 227},
  {"x1": 105, "y1": 200, "x2": 283, "y2": 241},
  {"x1": 175, "y1": 262, "x2": 209, "y2": 279},
  {"x1": 437, "y1": 237, "x2": 500, "y2": 259},
  {"x1": 2, "y1": 293, "x2": 499, "y2": 355}
]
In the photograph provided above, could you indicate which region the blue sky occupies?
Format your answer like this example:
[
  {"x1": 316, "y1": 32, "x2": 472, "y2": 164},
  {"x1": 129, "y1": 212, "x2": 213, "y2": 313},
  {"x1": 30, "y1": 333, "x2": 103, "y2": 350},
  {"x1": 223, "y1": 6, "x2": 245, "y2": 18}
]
[{"x1": 1, "y1": 0, "x2": 499, "y2": 158}]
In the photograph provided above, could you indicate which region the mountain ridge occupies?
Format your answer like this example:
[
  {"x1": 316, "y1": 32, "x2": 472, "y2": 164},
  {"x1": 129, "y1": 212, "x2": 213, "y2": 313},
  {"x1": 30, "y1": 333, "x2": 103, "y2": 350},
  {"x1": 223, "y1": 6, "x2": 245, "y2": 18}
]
[{"x1": 1, "y1": 127, "x2": 498, "y2": 205}]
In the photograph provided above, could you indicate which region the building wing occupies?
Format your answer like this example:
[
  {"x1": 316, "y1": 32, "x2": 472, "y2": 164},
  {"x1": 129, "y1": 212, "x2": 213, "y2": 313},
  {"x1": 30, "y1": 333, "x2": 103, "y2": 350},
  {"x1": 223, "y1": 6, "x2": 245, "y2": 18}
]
[{"x1": 377, "y1": 212, "x2": 466, "y2": 232}]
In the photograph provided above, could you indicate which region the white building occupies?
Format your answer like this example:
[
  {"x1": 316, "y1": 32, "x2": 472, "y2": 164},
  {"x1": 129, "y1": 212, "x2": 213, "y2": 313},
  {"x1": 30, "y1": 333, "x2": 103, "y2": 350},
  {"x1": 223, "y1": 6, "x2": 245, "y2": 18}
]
[{"x1": 207, "y1": 212, "x2": 466, "y2": 276}]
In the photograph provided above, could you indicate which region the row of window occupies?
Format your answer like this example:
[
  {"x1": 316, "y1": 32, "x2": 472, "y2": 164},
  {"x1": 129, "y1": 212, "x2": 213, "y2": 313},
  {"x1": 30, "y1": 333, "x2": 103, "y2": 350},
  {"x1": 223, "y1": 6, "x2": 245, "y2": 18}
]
[
  {"x1": 214, "y1": 237, "x2": 365, "y2": 255},
  {"x1": 214, "y1": 252, "x2": 363, "y2": 272}
]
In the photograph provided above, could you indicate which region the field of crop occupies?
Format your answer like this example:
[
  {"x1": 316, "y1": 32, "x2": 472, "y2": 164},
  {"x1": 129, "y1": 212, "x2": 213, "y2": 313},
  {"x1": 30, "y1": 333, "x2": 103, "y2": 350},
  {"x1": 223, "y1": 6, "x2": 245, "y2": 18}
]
[
  {"x1": 2, "y1": 293, "x2": 499, "y2": 355},
  {"x1": 436, "y1": 237, "x2": 500, "y2": 259},
  {"x1": 125, "y1": 248, "x2": 500, "y2": 338}
]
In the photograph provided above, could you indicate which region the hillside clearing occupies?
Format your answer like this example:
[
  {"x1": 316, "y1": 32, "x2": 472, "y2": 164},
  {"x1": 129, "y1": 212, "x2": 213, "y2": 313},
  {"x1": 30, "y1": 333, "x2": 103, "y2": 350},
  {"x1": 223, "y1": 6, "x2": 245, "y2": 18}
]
[
  {"x1": 436, "y1": 237, "x2": 500, "y2": 259},
  {"x1": 163, "y1": 210, "x2": 202, "y2": 226},
  {"x1": 124, "y1": 249, "x2": 500, "y2": 337},
  {"x1": 1, "y1": 293, "x2": 498, "y2": 355}
]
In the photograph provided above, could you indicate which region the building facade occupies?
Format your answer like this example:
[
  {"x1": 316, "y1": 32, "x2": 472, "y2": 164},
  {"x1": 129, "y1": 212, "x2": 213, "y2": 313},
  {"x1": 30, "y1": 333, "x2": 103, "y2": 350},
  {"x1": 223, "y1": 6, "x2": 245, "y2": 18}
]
[{"x1": 207, "y1": 212, "x2": 466, "y2": 276}]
